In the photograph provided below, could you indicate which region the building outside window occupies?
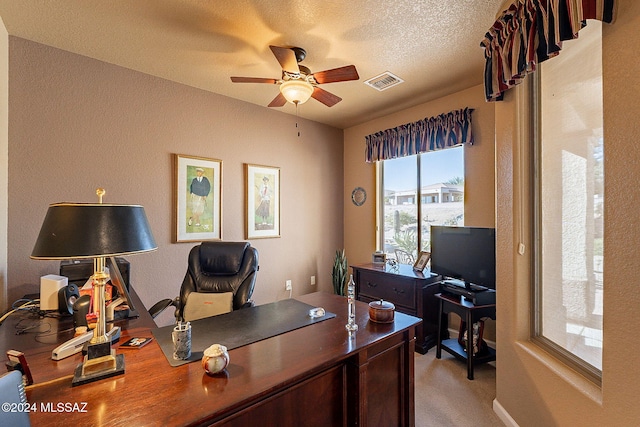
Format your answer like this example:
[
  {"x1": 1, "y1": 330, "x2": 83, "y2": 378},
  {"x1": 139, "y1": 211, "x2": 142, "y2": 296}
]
[{"x1": 379, "y1": 146, "x2": 464, "y2": 264}]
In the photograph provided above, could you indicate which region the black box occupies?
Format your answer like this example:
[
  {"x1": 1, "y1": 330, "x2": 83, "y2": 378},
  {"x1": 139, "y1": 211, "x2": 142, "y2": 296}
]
[{"x1": 60, "y1": 258, "x2": 131, "y2": 290}]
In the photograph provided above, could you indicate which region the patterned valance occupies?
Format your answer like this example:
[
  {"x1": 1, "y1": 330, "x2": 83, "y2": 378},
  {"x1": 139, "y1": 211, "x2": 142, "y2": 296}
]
[
  {"x1": 481, "y1": 0, "x2": 616, "y2": 102},
  {"x1": 364, "y1": 108, "x2": 474, "y2": 163}
]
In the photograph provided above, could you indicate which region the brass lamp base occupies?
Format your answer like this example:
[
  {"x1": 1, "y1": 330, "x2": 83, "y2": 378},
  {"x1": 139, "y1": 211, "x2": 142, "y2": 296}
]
[{"x1": 71, "y1": 342, "x2": 125, "y2": 387}]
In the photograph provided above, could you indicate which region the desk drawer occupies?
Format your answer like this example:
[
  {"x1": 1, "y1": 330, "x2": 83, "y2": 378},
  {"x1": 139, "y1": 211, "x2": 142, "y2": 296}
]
[{"x1": 358, "y1": 273, "x2": 416, "y2": 310}]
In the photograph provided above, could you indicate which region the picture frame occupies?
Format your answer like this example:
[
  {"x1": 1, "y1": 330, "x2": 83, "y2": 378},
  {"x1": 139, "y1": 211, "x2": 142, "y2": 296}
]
[
  {"x1": 174, "y1": 154, "x2": 222, "y2": 242},
  {"x1": 458, "y1": 320, "x2": 487, "y2": 355},
  {"x1": 413, "y1": 251, "x2": 431, "y2": 271},
  {"x1": 245, "y1": 164, "x2": 280, "y2": 239},
  {"x1": 372, "y1": 251, "x2": 386, "y2": 265}
]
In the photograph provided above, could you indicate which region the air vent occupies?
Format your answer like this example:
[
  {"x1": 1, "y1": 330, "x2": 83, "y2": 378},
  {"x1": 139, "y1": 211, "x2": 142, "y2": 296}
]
[{"x1": 364, "y1": 72, "x2": 404, "y2": 91}]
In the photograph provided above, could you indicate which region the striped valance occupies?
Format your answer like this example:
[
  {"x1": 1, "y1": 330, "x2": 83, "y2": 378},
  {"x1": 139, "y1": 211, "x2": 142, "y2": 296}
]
[
  {"x1": 481, "y1": 0, "x2": 616, "y2": 102},
  {"x1": 364, "y1": 108, "x2": 474, "y2": 163}
]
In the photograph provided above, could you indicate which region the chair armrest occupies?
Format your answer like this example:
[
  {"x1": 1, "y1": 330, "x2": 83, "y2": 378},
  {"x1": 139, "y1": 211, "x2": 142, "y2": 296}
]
[
  {"x1": 239, "y1": 300, "x2": 255, "y2": 309},
  {"x1": 148, "y1": 298, "x2": 178, "y2": 319}
]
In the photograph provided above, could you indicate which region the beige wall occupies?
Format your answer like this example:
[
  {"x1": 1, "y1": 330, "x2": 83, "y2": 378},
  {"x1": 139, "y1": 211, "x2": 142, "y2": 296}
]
[
  {"x1": 494, "y1": 1, "x2": 640, "y2": 426},
  {"x1": 5, "y1": 38, "x2": 344, "y2": 326}
]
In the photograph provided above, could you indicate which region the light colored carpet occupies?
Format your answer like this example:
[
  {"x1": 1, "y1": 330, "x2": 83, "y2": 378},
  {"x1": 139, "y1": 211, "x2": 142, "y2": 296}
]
[{"x1": 414, "y1": 350, "x2": 504, "y2": 426}]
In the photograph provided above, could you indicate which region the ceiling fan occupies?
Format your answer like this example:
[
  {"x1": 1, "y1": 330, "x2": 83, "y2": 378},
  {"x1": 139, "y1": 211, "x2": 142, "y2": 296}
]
[{"x1": 231, "y1": 45, "x2": 359, "y2": 107}]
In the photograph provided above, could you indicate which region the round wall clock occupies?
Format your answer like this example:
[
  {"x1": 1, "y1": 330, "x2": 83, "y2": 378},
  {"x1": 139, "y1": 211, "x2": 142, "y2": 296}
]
[{"x1": 351, "y1": 187, "x2": 367, "y2": 206}]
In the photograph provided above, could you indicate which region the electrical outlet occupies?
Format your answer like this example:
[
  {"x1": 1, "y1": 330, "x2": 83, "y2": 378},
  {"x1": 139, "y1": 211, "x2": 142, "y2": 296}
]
[
  {"x1": 311, "y1": 275, "x2": 316, "y2": 286},
  {"x1": 285, "y1": 280, "x2": 292, "y2": 291}
]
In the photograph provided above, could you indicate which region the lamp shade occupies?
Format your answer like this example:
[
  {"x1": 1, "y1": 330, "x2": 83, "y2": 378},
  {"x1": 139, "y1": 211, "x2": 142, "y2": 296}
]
[
  {"x1": 279, "y1": 80, "x2": 314, "y2": 104},
  {"x1": 31, "y1": 203, "x2": 157, "y2": 259}
]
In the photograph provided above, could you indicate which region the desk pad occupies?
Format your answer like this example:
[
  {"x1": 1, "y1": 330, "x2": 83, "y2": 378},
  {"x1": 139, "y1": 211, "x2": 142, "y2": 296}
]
[{"x1": 152, "y1": 298, "x2": 336, "y2": 367}]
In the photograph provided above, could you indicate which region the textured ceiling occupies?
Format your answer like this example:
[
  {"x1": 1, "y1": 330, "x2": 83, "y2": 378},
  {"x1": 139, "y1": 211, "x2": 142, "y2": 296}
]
[{"x1": 0, "y1": 0, "x2": 505, "y2": 129}]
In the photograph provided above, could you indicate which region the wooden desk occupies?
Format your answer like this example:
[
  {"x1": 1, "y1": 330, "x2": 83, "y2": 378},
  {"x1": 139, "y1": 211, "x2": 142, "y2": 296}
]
[
  {"x1": 435, "y1": 293, "x2": 496, "y2": 380},
  {"x1": 352, "y1": 263, "x2": 444, "y2": 353},
  {"x1": 2, "y1": 291, "x2": 420, "y2": 427}
]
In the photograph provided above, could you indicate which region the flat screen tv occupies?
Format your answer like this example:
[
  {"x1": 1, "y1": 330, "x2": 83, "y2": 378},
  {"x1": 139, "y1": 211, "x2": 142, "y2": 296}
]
[{"x1": 430, "y1": 226, "x2": 496, "y2": 291}]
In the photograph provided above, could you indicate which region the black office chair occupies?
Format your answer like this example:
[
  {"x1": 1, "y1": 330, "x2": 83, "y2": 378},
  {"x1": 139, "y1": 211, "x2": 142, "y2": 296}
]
[{"x1": 149, "y1": 241, "x2": 258, "y2": 322}]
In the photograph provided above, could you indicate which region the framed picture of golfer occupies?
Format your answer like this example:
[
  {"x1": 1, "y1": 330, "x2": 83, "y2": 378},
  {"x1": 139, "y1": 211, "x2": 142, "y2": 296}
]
[
  {"x1": 174, "y1": 154, "x2": 222, "y2": 242},
  {"x1": 245, "y1": 163, "x2": 280, "y2": 239}
]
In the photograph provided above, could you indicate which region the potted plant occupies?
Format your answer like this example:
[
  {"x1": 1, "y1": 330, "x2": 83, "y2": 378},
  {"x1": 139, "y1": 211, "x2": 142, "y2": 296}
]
[{"x1": 332, "y1": 249, "x2": 348, "y2": 296}]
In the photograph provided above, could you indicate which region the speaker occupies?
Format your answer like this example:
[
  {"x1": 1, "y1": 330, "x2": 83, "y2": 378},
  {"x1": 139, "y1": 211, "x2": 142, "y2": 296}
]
[
  {"x1": 58, "y1": 284, "x2": 80, "y2": 315},
  {"x1": 40, "y1": 274, "x2": 68, "y2": 311}
]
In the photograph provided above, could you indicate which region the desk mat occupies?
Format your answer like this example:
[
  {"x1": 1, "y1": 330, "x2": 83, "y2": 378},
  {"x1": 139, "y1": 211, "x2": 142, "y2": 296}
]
[{"x1": 152, "y1": 298, "x2": 336, "y2": 367}]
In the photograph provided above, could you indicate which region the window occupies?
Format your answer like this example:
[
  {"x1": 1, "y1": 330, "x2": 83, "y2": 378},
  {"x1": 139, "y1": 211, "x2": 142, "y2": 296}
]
[
  {"x1": 379, "y1": 147, "x2": 464, "y2": 263},
  {"x1": 533, "y1": 21, "x2": 603, "y2": 383}
]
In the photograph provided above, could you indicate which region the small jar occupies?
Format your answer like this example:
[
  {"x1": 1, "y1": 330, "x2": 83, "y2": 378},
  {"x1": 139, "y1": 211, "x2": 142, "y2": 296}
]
[
  {"x1": 202, "y1": 344, "x2": 230, "y2": 375},
  {"x1": 368, "y1": 300, "x2": 395, "y2": 323}
]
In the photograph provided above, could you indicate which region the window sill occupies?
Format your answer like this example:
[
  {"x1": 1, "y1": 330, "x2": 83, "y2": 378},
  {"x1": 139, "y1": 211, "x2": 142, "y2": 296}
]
[{"x1": 514, "y1": 340, "x2": 603, "y2": 405}]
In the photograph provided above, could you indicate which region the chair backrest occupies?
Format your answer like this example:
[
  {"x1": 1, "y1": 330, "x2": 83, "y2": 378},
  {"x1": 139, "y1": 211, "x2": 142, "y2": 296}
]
[{"x1": 178, "y1": 241, "x2": 258, "y2": 320}]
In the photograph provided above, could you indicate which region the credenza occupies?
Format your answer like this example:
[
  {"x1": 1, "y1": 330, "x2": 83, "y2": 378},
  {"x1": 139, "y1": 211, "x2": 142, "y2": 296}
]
[
  {"x1": 351, "y1": 263, "x2": 445, "y2": 354},
  {"x1": 1, "y1": 290, "x2": 420, "y2": 426}
]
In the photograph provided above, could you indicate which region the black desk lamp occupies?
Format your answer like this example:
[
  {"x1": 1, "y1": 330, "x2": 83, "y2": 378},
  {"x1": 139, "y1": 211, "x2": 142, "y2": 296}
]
[{"x1": 31, "y1": 189, "x2": 157, "y2": 386}]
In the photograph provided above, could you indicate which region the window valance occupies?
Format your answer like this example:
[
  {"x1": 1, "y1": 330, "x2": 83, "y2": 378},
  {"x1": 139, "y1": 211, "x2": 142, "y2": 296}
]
[
  {"x1": 364, "y1": 108, "x2": 474, "y2": 163},
  {"x1": 481, "y1": 0, "x2": 616, "y2": 102}
]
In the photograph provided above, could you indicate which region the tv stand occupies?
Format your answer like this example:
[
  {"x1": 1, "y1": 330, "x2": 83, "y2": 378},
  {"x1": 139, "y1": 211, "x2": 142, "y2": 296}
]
[
  {"x1": 440, "y1": 279, "x2": 496, "y2": 306},
  {"x1": 436, "y1": 293, "x2": 497, "y2": 380}
]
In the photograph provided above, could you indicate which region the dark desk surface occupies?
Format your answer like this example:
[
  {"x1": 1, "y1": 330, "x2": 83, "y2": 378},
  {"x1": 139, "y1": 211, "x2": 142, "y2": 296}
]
[{"x1": 2, "y1": 291, "x2": 420, "y2": 427}]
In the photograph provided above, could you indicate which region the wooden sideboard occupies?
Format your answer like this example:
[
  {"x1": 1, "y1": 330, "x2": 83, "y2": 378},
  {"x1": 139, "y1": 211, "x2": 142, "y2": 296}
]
[
  {"x1": 352, "y1": 263, "x2": 445, "y2": 354},
  {"x1": 1, "y1": 291, "x2": 420, "y2": 427}
]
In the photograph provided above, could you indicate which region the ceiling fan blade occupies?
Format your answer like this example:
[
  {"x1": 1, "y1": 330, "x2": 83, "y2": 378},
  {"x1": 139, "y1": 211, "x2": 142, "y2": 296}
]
[
  {"x1": 268, "y1": 92, "x2": 287, "y2": 107},
  {"x1": 269, "y1": 45, "x2": 300, "y2": 74},
  {"x1": 312, "y1": 65, "x2": 359, "y2": 84},
  {"x1": 231, "y1": 77, "x2": 278, "y2": 84},
  {"x1": 311, "y1": 87, "x2": 342, "y2": 107}
]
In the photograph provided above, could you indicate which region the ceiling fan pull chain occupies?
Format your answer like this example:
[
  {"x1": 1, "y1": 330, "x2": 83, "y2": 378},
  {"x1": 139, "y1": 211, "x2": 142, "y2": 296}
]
[{"x1": 295, "y1": 102, "x2": 301, "y2": 138}]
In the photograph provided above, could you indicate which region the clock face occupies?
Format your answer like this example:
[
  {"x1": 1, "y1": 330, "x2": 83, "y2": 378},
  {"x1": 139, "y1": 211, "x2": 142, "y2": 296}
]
[{"x1": 351, "y1": 187, "x2": 366, "y2": 206}]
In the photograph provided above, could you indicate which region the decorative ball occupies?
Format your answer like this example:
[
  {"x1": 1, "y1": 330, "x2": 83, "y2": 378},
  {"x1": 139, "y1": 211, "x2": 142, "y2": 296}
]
[{"x1": 202, "y1": 344, "x2": 230, "y2": 375}]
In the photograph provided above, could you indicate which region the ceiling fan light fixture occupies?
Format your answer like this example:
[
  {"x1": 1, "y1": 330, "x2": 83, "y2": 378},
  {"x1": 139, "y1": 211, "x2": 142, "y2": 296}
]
[{"x1": 280, "y1": 80, "x2": 313, "y2": 105}]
